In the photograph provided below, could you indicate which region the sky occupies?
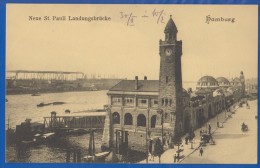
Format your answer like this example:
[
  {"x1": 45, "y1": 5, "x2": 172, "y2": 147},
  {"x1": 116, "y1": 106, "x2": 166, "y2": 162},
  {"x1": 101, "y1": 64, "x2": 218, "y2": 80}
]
[{"x1": 6, "y1": 5, "x2": 258, "y2": 82}]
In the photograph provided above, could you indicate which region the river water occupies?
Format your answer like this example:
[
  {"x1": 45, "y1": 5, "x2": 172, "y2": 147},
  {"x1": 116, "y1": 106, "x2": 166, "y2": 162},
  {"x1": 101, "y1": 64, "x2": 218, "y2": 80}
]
[
  {"x1": 6, "y1": 90, "x2": 108, "y2": 163},
  {"x1": 5, "y1": 82, "x2": 197, "y2": 163}
]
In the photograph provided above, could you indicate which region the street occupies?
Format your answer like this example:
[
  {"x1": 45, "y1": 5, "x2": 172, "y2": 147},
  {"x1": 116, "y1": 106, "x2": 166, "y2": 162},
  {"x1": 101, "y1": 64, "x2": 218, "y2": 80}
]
[
  {"x1": 139, "y1": 100, "x2": 258, "y2": 164},
  {"x1": 181, "y1": 100, "x2": 257, "y2": 164}
]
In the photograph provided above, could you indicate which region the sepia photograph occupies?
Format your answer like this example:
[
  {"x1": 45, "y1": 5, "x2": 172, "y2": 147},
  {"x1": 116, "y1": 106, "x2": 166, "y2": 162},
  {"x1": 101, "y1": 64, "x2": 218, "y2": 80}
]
[{"x1": 5, "y1": 4, "x2": 258, "y2": 164}]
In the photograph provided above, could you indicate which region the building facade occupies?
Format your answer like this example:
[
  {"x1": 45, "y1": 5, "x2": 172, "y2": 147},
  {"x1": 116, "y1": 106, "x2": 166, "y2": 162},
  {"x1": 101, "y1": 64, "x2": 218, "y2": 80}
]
[{"x1": 102, "y1": 16, "x2": 246, "y2": 153}]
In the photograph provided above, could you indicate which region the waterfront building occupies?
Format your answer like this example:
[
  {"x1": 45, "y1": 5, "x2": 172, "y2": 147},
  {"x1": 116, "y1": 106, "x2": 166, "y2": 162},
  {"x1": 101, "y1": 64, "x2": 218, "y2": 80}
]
[{"x1": 103, "y1": 16, "x2": 246, "y2": 153}]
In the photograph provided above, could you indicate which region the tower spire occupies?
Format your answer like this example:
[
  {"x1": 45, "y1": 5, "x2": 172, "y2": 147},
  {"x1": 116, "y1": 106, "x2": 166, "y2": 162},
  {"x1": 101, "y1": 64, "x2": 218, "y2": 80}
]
[{"x1": 164, "y1": 15, "x2": 178, "y2": 42}]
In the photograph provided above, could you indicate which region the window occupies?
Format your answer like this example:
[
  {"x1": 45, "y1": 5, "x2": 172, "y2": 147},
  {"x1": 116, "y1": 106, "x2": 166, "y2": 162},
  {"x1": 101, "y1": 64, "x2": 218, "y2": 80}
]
[
  {"x1": 162, "y1": 98, "x2": 164, "y2": 106},
  {"x1": 166, "y1": 76, "x2": 169, "y2": 83},
  {"x1": 151, "y1": 99, "x2": 159, "y2": 107},
  {"x1": 169, "y1": 99, "x2": 172, "y2": 106},
  {"x1": 112, "y1": 97, "x2": 122, "y2": 105},
  {"x1": 137, "y1": 114, "x2": 146, "y2": 127},
  {"x1": 179, "y1": 122, "x2": 183, "y2": 129},
  {"x1": 112, "y1": 112, "x2": 120, "y2": 124},
  {"x1": 150, "y1": 115, "x2": 157, "y2": 128},
  {"x1": 164, "y1": 112, "x2": 168, "y2": 120},
  {"x1": 125, "y1": 97, "x2": 133, "y2": 103},
  {"x1": 138, "y1": 98, "x2": 148, "y2": 107},
  {"x1": 124, "y1": 113, "x2": 133, "y2": 125},
  {"x1": 165, "y1": 99, "x2": 168, "y2": 106},
  {"x1": 125, "y1": 97, "x2": 134, "y2": 106}
]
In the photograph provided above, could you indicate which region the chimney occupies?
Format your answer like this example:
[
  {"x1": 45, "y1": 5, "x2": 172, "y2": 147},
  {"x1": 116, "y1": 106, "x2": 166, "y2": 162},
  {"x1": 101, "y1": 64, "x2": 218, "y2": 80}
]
[
  {"x1": 188, "y1": 88, "x2": 192, "y2": 94},
  {"x1": 144, "y1": 76, "x2": 147, "y2": 80},
  {"x1": 135, "y1": 76, "x2": 138, "y2": 90}
]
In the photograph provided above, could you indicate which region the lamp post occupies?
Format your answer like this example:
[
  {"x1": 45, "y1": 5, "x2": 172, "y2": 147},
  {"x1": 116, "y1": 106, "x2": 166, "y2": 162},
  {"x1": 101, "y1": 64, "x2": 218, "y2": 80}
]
[
  {"x1": 190, "y1": 126, "x2": 194, "y2": 149},
  {"x1": 157, "y1": 109, "x2": 164, "y2": 145},
  {"x1": 146, "y1": 108, "x2": 150, "y2": 163}
]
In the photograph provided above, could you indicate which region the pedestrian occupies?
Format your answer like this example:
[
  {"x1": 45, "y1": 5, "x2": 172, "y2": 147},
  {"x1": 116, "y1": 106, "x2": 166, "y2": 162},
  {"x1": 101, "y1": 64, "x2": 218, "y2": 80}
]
[
  {"x1": 149, "y1": 139, "x2": 155, "y2": 161},
  {"x1": 185, "y1": 136, "x2": 189, "y2": 145},
  {"x1": 208, "y1": 123, "x2": 211, "y2": 134},
  {"x1": 174, "y1": 154, "x2": 177, "y2": 163},
  {"x1": 199, "y1": 147, "x2": 203, "y2": 156}
]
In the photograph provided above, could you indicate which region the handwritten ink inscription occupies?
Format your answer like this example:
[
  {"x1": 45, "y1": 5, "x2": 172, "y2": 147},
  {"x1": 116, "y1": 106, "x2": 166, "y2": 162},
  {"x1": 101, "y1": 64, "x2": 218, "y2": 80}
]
[{"x1": 120, "y1": 9, "x2": 166, "y2": 26}]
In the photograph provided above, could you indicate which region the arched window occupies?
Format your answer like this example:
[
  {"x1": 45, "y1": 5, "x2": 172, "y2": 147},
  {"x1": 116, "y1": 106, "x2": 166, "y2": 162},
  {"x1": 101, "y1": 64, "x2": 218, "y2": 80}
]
[
  {"x1": 124, "y1": 113, "x2": 133, "y2": 125},
  {"x1": 164, "y1": 112, "x2": 168, "y2": 120},
  {"x1": 165, "y1": 99, "x2": 168, "y2": 106},
  {"x1": 137, "y1": 114, "x2": 146, "y2": 127},
  {"x1": 112, "y1": 112, "x2": 120, "y2": 124},
  {"x1": 179, "y1": 122, "x2": 183, "y2": 130},
  {"x1": 151, "y1": 115, "x2": 157, "y2": 128}
]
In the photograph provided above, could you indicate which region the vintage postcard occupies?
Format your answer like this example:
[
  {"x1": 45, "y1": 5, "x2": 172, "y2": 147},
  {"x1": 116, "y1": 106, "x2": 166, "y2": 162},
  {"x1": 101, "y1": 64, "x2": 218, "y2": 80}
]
[{"x1": 5, "y1": 4, "x2": 258, "y2": 164}]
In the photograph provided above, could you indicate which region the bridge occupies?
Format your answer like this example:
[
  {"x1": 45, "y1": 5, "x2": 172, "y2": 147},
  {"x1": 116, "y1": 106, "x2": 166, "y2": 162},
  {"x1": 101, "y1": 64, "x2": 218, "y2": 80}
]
[
  {"x1": 7, "y1": 70, "x2": 85, "y2": 81},
  {"x1": 43, "y1": 111, "x2": 107, "y2": 130}
]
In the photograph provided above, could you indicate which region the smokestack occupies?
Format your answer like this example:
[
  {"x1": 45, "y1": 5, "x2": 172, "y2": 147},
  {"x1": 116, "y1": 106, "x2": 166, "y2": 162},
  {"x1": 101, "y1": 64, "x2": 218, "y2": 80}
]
[
  {"x1": 144, "y1": 76, "x2": 147, "y2": 80},
  {"x1": 135, "y1": 76, "x2": 138, "y2": 90}
]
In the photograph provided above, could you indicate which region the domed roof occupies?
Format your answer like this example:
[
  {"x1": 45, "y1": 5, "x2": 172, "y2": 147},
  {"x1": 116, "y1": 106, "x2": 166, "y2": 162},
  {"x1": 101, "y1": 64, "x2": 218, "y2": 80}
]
[
  {"x1": 216, "y1": 77, "x2": 230, "y2": 84},
  {"x1": 164, "y1": 16, "x2": 178, "y2": 34},
  {"x1": 198, "y1": 76, "x2": 218, "y2": 84},
  {"x1": 233, "y1": 77, "x2": 241, "y2": 83}
]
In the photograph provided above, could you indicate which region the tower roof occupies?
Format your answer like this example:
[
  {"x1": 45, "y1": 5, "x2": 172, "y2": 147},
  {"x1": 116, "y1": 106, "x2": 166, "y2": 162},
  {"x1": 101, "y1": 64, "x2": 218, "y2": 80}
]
[
  {"x1": 216, "y1": 77, "x2": 230, "y2": 86},
  {"x1": 198, "y1": 75, "x2": 218, "y2": 84},
  {"x1": 164, "y1": 15, "x2": 178, "y2": 34}
]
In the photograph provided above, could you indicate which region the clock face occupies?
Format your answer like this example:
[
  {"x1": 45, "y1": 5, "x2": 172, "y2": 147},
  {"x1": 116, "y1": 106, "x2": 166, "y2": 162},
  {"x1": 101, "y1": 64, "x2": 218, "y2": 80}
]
[{"x1": 165, "y1": 48, "x2": 172, "y2": 56}]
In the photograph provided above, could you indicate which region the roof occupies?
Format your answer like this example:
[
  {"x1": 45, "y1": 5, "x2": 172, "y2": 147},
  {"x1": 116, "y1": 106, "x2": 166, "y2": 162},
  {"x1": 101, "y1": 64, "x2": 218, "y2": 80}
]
[
  {"x1": 213, "y1": 88, "x2": 224, "y2": 97},
  {"x1": 59, "y1": 111, "x2": 107, "y2": 117},
  {"x1": 195, "y1": 88, "x2": 213, "y2": 94},
  {"x1": 164, "y1": 16, "x2": 178, "y2": 34},
  {"x1": 216, "y1": 77, "x2": 230, "y2": 84},
  {"x1": 232, "y1": 77, "x2": 242, "y2": 83},
  {"x1": 31, "y1": 122, "x2": 44, "y2": 127},
  {"x1": 109, "y1": 80, "x2": 189, "y2": 95},
  {"x1": 109, "y1": 80, "x2": 159, "y2": 92},
  {"x1": 198, "y1": 76, "x2": 218, "y2": 84}
]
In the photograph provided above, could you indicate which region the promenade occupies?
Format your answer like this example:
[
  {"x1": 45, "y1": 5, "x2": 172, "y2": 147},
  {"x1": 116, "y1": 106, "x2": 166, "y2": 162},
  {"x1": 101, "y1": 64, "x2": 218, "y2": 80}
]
[{"x1": 139, "y1": 100, "x2": 257, "y2": 164}]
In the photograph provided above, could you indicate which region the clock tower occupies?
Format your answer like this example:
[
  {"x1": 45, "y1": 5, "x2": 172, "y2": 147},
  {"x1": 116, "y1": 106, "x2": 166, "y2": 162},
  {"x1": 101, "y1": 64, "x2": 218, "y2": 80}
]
[
  {"x1": 240, "y1": 71, "x2": 245, "y2": 97},
  {"x1": 157, "y1": 15, "x2": 183, "y2": 142}
]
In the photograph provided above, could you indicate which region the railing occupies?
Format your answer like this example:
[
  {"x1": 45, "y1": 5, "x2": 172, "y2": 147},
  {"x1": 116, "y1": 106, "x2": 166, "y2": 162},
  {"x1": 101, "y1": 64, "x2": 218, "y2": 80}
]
[{"x1": 44, "y1": 116, "x2": 105, "y2": 129}]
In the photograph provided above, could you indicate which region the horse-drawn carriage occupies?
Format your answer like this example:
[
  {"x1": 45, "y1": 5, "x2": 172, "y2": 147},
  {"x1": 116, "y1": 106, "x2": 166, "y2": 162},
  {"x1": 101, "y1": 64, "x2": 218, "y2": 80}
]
[
  {"x1": 241, "y1": 123, "x2": 248, "y2": 132},
  {"x1": 200, "y1": 133, "x2": 216, "y2": 146}
]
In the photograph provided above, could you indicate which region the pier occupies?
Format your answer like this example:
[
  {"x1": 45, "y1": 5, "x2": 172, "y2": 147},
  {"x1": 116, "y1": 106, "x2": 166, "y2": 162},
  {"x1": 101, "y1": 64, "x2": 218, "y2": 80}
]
[
  {"x1": 43, "y1": 111, "x2": 107, "y2": 130},
  {"x1": 7, "y1": 70, "x2": 84, "y2": 81}
]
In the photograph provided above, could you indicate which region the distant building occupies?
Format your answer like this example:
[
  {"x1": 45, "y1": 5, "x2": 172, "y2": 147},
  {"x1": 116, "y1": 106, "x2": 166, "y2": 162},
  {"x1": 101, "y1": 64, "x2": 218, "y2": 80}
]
[{"x1": 245, "y1": 78, "x2": 258, "y2": 97}]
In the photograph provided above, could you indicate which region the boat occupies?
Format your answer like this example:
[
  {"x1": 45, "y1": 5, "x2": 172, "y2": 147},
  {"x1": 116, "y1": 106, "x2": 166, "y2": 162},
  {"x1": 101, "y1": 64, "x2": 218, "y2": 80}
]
[
  {"x1": 37, "y1": 102, "x2": 52, "y2": 107},
  {"x1": 37, "y1": 101, "x2": 65, "y2": 107},
  {"x1": 41, "y1": 132, "x2": 55, "y2": 139},
  {"x1": 21, "y1": 140, "x2": 36, "y2": 146},
  {"x1": 65, "y1": 109, "x2": 71, "y2": 113},
  {"x1": 31, "y1": 93, "x2": 41, "y2": 96},
  {"x1": 95, "y1": 151, "x2": 110, "y2": 160},
  {"x1": 52, "y1": 102, "x2": 66, "y2": 105}
]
